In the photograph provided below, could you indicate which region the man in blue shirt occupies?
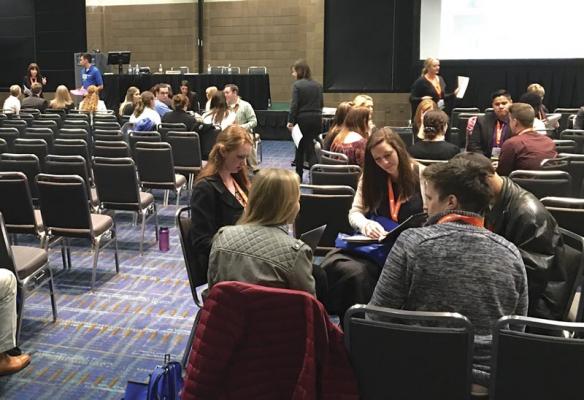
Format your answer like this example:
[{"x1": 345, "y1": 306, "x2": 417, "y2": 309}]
[
  {"x1": 79, "y1": 53, "x2": 103, "y2": 91},
  {"x1": 153, "y1": 84, "x2": 171, "y2": 117}
]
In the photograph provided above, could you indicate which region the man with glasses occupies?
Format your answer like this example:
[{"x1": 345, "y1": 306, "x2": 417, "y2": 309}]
[{"x1": 154, "y1": 84, "x2": 172, "y2": 117}]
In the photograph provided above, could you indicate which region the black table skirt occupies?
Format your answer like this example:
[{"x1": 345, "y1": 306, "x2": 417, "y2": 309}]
[
  {"x1": 102, "y1": 73, "x2": 271, "y2": 112},
  {"x1": 256, "y1": 110, "x2": 290, "y2": 140}
]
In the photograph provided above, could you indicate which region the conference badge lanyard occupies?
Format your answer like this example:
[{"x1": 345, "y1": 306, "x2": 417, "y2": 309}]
[
  {"x1": 388, "y1": 179, "x2": 403, "y2": 223},
  {"x1": 437, "y1": 213, "x2": 484, "y2": 227}
]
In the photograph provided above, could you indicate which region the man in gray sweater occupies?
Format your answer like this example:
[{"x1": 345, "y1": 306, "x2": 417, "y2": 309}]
[{"x1": 369, "y1": 159, "x2": 528, "y2": 387}]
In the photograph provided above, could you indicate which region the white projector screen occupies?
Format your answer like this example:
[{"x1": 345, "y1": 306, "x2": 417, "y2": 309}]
[{"x1": 420, "y1": 0, "x2": 584, "y2": 60}]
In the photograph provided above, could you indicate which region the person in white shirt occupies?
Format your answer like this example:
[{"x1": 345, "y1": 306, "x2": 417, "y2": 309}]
[
  {"x1": 202, "y1": 91, "x2": 236, "y2": 130},
  {"x1": 129, "y1": 91, "x2": 162, "y2": 126},
  {"x1": 2, "y1": 85, "x2": 21, "y2": 115}
]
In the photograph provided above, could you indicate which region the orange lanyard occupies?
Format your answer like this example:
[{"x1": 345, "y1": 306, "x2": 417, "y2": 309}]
[
  {"x1": 388, "y1": 180, "x2": 402, "y2": 222},
  {"x1": 233, "y1": 179, "x2": 248, "y2": 207},
  {"x1": 437, "y1": 213, "x2": 484, "y2": 227},
  {"x1": 494, "y1": 120, "x2": 504, "y2": 146}
]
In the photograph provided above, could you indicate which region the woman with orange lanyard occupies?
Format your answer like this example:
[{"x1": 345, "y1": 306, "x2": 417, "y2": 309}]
[
  {"x1": 189, "y1": 125, "x2": 252, "y2": 286},
  {"x1": 349, "y1": 127, "x2": 425, "y2": 239},
  {"x1": 409, "y1": 57, "x2": 458, "y2": 118}
]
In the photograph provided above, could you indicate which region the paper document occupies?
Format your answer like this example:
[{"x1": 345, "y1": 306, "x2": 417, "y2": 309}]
[
  {"x1": 70, "y1": 88, "x2": 87, "y2": 96},
  {"x1": 456, "y1": 76, "x2": 469, "y2": 98},
  {"x1": 291, "y1": 124, "x2": 303, "y2": 148}
]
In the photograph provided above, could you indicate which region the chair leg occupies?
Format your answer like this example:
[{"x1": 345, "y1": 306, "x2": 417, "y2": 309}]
[
  {"x1": 15, "y1": 289, "x2": 25, "y2": 346},
  {"x1": 91, "y1": 236, "x2": 102, "y2": 290},
  {"x1": 112, "y1": 225, "x2": 120, "y2": 274},
  {"x1": 164, "y1": 190, "x2": 169, "y2": 207},
  {"x1": 48, "y1": 269, "x2": 58, "y2": 322},
  {"x1": 140, "y1": 209, "x2": 146, "y2": 256},
  {"x1": 175, "y1": 187, "x2": 182, "y2": 207},
  {"x1": 182, "y1": 309, "x2": 201, "y2": 369},
  {"x1": 154, "y1": 203, "x2": 160, "y2": 241},
  {"x1": 60, "y1": 239, "x2": 68, "y2": 270},
  {"x1": 188, "y1": 173, "x2": 194, "y2": 191},
  {"x1": 66, "y1": 239, "x2": 72, "y2": 270}
]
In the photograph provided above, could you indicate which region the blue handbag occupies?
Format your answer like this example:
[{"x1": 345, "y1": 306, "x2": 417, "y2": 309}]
[{"x1": 123, "y1": 354, "x2": 183, "y2": 400}]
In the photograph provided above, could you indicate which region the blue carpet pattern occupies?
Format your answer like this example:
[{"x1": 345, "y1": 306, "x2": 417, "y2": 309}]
[{"x1": 0, "y1": 140, "x2": 296, "y2": 399}]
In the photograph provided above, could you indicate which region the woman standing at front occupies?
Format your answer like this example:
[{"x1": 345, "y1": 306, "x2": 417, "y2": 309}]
[
  {"x1": 287, "y1": 59, "x2": 323, "y2": 180},
  {"x1": 410, "y1": 57, "x2": 457, "y2": 117},
  {"x1": 189, "y1": 125, "x2": 253, "y2": 285}
]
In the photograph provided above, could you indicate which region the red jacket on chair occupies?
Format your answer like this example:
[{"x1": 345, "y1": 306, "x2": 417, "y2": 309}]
[{"x1": 181, "y1": 281, "x2": 359, "y2": 400}]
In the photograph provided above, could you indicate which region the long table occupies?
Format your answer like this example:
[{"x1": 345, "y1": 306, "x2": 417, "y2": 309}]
[{"x1": 102, "y1": 73, "x2": 271, "y2": 112}]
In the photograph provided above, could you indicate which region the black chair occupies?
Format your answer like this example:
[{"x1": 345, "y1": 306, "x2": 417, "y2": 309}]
[
  {"x1": 44, "y1": 108, "x2": 65, "y2": 119},
  {"x1": 194, "y1": 123, "x2": 220, "y2": 160},
  {"x1": 31, "y1": 119, "x2": 58, "y2": 136},
  {"x1": 490, "y1": 315, "x2": 584, "y2": 400},
  {"x1": 0, "y1": 138, "x2": 7, "y2": 154},
  {"x1": 24, "y1": 127, "x2": 54, "y2": 151},
  {"x1": 134, "y1": 142, "x2": 187, "y2": 206},
  {"x1": 52, "y1": 138, "x2": 91, "y2": 175},
  {"x1": 451, "y1": 107, "x2": 480, "y2": 131},
  {"x1": 554, "y1": 108, "x2": 580, "y2": 132},
  {"x1": 294, "y1": 184, "x2": 355, "y2": 256},
  {"x1": 36, "y1": 174, "x2": 119, "y2": 290},
  {"x1": 540, "y1": 157, "x2": 570, "y2": 173},
  {"x1": 19, "y1": 113, "x2": 34, "y2": 127},
  {"x1": 559, "y1": 129, "x2": 584, "y2": 154},
  {"x1": 344, "y1": 304, "x2": 473, "y2": 400},
  {"x1": 58, "y1": 128, "x2": 90, "y2": 144},
  {"x1": 93, "y1": 157, "x2": 159, "y2": 255},
  {"x1": 93, "y1": 121, "x2": 121, "y2": 132},
  {"x1": 61, "y1": 120, "x2": 90, "y2": 137},
  {"x1": 93, "y1": 129, "x2": 123, "y2": 142},
  {"x1": 390, "y1": 126, "x2": 414, "y2": 148},
  {"x1": 38, "y1": 113, "x2": 62, "y2": 128},
  {"x1": 129, "y1": 131, "x2": 161, "y2": 156},
  {"x1": 166, "y1": 132, "x2": 202, "y2": 189},
  {"x1": 158, "y1": 123, "x2": 186, "y2": 140},
  {"x1": 93, "y1": 140, "x2": 131, "y2": 158},
  {"x1": 310, "y1": 164, "x2": 361, "y2": 190},
  {"x1": 0, "y1": 212, "x2": 57, "y2": 344},
  {"x1": 0, "y1": 172, "x2": 45, "y2": 245},
  {"x1": 559, "y1": 153, "x2": 584, "y2": 196},
  {"x1": 3, "y1": 119, "x2": 27, "y2": 136},
  {"x1": 319, "y1": 149, "x2": 349, "y2": 165},
  {"x1": 553, "y1": 139, "x2": 577, "y2": 154},
  {"x1": 93, "y1": 114, "x2": 119, "y2": 124},
  {"x1": 541, "y1": 197, "x2": 584, "y2": 237},
  {"x1": 509, "y1": 170, "x2": 572, "y2": 199},
  {"x1": 0, "y1": 127, "x2": 20, "y2": 152},
  {"x1": 44, "y1": 155, "x2": 98, "y2": 209},
  {"x1": 0, "y1": 153, "x2": 41, "y2": 202},
  {"x1": 20, "y1": 108, "x2": 41, "y2": 118},
  {"x1": 13, "y1": 138, "x2": 48, "y2": 170},
  {"x1": 63, "y1": 113, "x2": 89, "y2": 122},
  {"x1": 176, "y1": 206, "x2": 206, "y2": 366}
]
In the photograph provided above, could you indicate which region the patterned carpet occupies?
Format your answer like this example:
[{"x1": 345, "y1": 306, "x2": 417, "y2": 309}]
[{"x1": 0, "y1": 140, "x2": 296, "y2": 399}]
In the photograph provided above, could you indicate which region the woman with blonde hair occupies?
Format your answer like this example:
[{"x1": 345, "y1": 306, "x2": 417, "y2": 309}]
[
  {"x1": 48, "y1": 85, "x2": 74, "y2": 111},
  {"x1": 189, "y1": 125, "x2": 253, "y2": 284},
  {"x1": 208, "y1": 168, "x2": 315, "y2": 295},
  {"x1": 204, "y1": 86, "x2": 218, "y2": 112},
  {"x1": 330, "y1": 106, "x2": 370, "y2": 166},
  {"x1": 79, "y1": 85, "x2": 106, "y2": 112},
  {"x1": 2, "y1": 85, "x2": 21, "y2": 115},
  {"x1": 409, "y1": 57, "x2": 458, "y2": 116},
  {"x1": 119, "y1": 86, "x2": 140, "y2": 116}
]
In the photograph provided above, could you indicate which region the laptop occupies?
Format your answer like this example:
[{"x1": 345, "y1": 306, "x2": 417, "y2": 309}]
[{"x1": 299, "y1": 224, "x2": 327, "y2": 252}]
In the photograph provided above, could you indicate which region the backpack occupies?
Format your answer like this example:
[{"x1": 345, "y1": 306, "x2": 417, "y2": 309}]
[{"x1": 123, "y1": 354, "x2": 183, "y2": 400}]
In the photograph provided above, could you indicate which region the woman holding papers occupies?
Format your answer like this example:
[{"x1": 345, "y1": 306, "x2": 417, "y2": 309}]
[
  {"x1": 349, "y1": 127, "x2": 425, "y2": 239},
  {"x1": 287, "y1": 59, "x2": 323, "y2": 180},
  {"x1": 410, "y1": 57, "x2": 458, "y2": 116}
]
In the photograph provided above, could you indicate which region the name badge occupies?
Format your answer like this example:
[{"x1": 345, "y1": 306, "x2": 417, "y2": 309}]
[
  {"x1": 491, "y1": 147, "x2": 501, "y2": 160},
  {"x1": 82, "y1": 73, "x2": 88, "y2": 80}
]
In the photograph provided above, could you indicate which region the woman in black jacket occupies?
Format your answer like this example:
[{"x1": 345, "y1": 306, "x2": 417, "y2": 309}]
[
  {"x1": 287, "y1": 59, "x2": 323, "y2": 180},
  {"x1": 409, "y1": 57, "x2": 457, "y2": 117},
  {"x1": 189, "y1": 125, "x2": 253, "y2": 284}
]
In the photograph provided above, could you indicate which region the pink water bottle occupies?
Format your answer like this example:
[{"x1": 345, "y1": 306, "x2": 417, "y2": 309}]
[{"x1": 159, "y1": 227, "x2": 170, "y2": 252}]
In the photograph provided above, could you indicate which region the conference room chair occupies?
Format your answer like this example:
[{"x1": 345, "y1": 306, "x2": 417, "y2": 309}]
[
  {"x1": 93, "y1": 114, "x2": 119, "y2": 124},
  {"x1": 166, "y1": 131, "x2": 203, "y2": 190},
  {"x1": 294, "y1": 184, "x2": 355, "y2": 256},
  {"x1": 93, "y1": 121, "x2": 121, "y2": 132},
  {"x1": 158, "y1": 123, "x2": 187, "y2": 140},
  {"x1": 194, "y1": 123, "x2": 220, "y2": 160},
  {"x1": 559, "y1": 129, "x2": 584, "y2": 154},
  {"x1": 0, "y1": 113, "x2": 6, "y2": 125},
  {"x1": 128, "y1": 131, "x2": 161, "y2": 156},
  {"x1": 36, "y1": 173, "x2": 119, "y2": 290},
  {"x1": 3, "y1": 119, "x2": 27, "y2": 136},
  {"x1": 540, "y1": 157, "x2": 570, "y2": 173},
  {"x1": 414, "y1": 158, "x2": 449, "y2": 166},
  {"x1": 176, "y1": 206, "x2": 205, "y2": 367},
  {"x1": 554, "y1": 108, "x2": 580, "y2": 132},
  {"x1": 61, "y1": 120, "x2": 90, "y2": 136},
  {"x1": 63, "y1": 112, "x2": 89, "y2": 122},
  {"x1": 541, "y1": 197, "x2": 584, "y2": 237},
  {"x1": 134, "y1": 142, "x2": 187, "y2": 207},
  {"x1": 0, "y1": 127, "x2": 19, "y2": 152},
  {"x1": 0, "y1": 211, "x2": 57, "y2": 345},
  {"x1": 568, "y1": 114, "x2": 577, "y2": 130},
  {"x1": 58, "y1": 128, "x2": 90, "y2": 145},
  {"x1": 559, "y1": 153, "x2": 584, "y2": 196},
  {"x1": 24, "y1": 127, "x2": 54, "y2": 151},
  {"x1": 13, "y1": 138, "x2": 48, "y2": 171},
  {"x1": 247, "y1": 66, "x2": 267, "y2": 74},
  {"x1": 0, "y1": 138, "x2": 7, "y2": 154},
  {"x1": 509, "y1": 170, "x2": 571, "y2": 199},
  {"x1": 93, "y1": 157, "x2": 159, "y2": 255},
  {"x1": 52, "y1": 138, "x2": 91, "y2": 175},
  {"x1": 490, "y1": 315, "x2": 584, "y2": 400},
  {"x1": 344, "y1": 304, "x2": 473, "y2": 400},
  {"x1": 93, "y1": 140, "x2": 131, "y2": 158},
  {"x1": 0, "y1": 153, "x2": 41, "y2": 202},
  {"x1": 44, "y1": 155, "x2": 98, "y2": 210},
  {"x1": 451, "y1": 107, "x2": 480, "y2": 131},
  {"x1": 457, "y1": 112, "x2": 484, "y2": 149},
  {"x1": 31, "y1": 119, "x2": 58, "y2": 136},
  {"x1": 19, "y1": 113, "x2": 34, "y2": 127},
  {"x1": 319, "y1": 149, "x2": 349, "y2": 165},
  {"x1": 553, "y1": 139, "x2": 577, "y2": 154},
  {"x1": 310, "y1": 164, "x2": 361, "y2": 190},
  {"x1": 390, "y1": 126, "x2": 414, "y2": 148},
  {"x1": 119, "y1": 115, "x2": 131, "y2": 126},
  {"x1": 43, "y1": 108, "x2": 65, "y2": 119},
  {"x1": 93, "y1": 129, "x2": 123, "y2": 142},
  {"x1": 37, "y1": 113, "x2": 62, "y2": 128},
  {"x1": 20, "y1": 108, "x2": 41, "y2": 118},
  {"x1": 0, "y1": 172, "x2": 45, "y2": 246}
]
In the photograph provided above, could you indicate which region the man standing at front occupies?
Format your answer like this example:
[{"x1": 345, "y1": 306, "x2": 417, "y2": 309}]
[
  {"x1": 496, "y1": 103, "x2": 557, "y2": 176},
  {"x1": 79, "y1": 53, "x2": 103, "y2": 92},
  {"x1": 224, "y1": 84, "x2": 259, "y2": 172}
]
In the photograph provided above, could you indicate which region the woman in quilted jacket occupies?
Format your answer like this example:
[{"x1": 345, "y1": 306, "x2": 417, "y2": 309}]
[{"x1": 208, "y1": 168, "x2": 316, "y2": 296}]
